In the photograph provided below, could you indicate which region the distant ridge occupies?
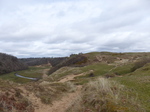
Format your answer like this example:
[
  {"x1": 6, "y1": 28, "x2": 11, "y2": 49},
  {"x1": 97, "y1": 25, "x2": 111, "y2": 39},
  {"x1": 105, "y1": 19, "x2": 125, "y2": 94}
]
[{"x1": 19, "y1": 57, "x2": 67, "y2": 66}]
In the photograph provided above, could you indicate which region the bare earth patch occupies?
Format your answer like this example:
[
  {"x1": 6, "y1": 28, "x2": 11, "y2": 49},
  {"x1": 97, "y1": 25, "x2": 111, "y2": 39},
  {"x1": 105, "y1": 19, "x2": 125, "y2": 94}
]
[
  {"x1": 58, "y1": 73, "x2": 86, "y2": 83},
  {"x1": 18, "y1": 72, "x2": 85, "y2": 112}
]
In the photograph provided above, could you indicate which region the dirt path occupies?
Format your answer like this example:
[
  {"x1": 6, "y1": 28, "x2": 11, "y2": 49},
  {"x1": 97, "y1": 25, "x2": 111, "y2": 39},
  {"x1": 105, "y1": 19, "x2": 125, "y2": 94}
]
[
  {"x1": 18, "y1": 86, "x2": 47, "y2": 112},
  {"x1": 19, "y1": 72, "x2": 86, "y2": 112},
  {"x1": 42, "y1": 68, "x2": 49, "y2": 79},
  {"x1": 18, "y1": 85, "x2": 81, "y2": 112},
  {"x1": 58, "y1": 73, "x2": 86, "y2": 83},
  {"x1": 39, "y1": 73, "x2": 85, "y2": 112},
  {"x1": 36, "y1": 85, "x2": 82, "y2": 112}
]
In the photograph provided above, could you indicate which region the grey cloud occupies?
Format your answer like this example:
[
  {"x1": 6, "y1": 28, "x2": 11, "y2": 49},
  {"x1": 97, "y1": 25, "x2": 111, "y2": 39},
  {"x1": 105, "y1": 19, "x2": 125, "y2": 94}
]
[{"x1": 0, "y1": 0, "x2": 150, "y2": 57}]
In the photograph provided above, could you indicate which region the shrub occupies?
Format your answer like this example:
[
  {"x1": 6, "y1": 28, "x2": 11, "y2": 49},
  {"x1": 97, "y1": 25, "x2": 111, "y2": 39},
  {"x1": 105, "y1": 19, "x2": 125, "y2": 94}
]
[{"x1": 0, "y1": 90, "x2": 34, "y2": 112}]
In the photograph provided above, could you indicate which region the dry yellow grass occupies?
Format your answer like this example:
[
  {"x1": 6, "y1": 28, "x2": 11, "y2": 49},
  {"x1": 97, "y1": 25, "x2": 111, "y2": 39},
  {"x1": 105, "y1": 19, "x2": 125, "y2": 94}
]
[{"x1": 66, "y1": 77, "x2": 145, "y2": 112}]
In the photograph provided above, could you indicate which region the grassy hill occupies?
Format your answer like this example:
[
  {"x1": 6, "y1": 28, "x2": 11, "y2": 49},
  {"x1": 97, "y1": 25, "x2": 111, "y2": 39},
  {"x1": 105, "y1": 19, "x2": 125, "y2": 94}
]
[
  {"x1": 113, "y1": 63, "x2": 150, "y2": 111},
  {"x1": 0, "y1": 52, "x2": 149, "y2": 112},
  {"x1": 48, "y1": 52, "x2": 150, "y2": 112}
]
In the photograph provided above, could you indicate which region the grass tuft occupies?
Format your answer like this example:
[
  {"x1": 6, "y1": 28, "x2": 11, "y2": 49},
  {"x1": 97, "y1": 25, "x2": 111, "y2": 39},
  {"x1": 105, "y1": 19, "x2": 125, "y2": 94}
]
[{"x1": 67, "y1": 78, "x2": 145, "y2": 112}]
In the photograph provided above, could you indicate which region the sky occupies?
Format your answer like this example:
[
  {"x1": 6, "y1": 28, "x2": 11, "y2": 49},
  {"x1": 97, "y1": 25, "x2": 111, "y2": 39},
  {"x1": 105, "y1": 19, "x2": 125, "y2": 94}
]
[{"x1": 0, "y1": 0, "x2": 150, "y2": 58}]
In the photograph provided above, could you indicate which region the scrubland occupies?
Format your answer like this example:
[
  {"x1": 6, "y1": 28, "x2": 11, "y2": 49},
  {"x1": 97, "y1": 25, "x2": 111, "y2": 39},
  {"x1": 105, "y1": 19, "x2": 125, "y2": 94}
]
[{"x1": 0, "y1": 52, "x2": 149, "y2": 112}]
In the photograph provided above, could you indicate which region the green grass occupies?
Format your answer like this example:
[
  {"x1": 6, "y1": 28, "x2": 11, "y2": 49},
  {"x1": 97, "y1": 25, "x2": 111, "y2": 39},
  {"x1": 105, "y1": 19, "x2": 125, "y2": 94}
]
[
  {"x1": 0, "y1": 65, "x2": 50, "y2": 83},
  {"x1": 71, "y1": 63, "x2": 114, "y2": 85},
  {"x1": 85, "y1": 52, "x2": 101, "y2": 60},
  {"x1": 69, "y1": 62, "x2": 149, "y2": 111},
  {"x1": 48, "y1": 67, "x2": 83, "y2": 81},
  {"x1": 73, "y1": 63, "x2": 133, "y2": 86},
  {"x1": 112, "y1": 64, "x2": 150, "y2": 111},
  {"x1": 48, "y1": 63, "x2": 114, "y2": 85},
  {"x1": 72, "y1": 62, "x2": 150, "y2": 111},
  {"x1": 81, "y1": 63, "x2": 114, "y2": 76},
  {"x1": 49, "y1": 63, "x2": 114, "y2": 84},
  {"x1": 110, "y1": 63, "x2": 134, "y2": 75}
]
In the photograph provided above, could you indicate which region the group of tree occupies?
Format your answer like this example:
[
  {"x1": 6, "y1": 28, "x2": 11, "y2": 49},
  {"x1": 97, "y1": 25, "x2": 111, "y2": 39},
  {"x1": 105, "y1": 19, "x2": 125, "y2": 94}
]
[
  {"x1": 19, "y1": 57, "x2": 67, "y2": 67},
  {"x1": 0, "y1": 53, "x2": 28, "y2": 75}
]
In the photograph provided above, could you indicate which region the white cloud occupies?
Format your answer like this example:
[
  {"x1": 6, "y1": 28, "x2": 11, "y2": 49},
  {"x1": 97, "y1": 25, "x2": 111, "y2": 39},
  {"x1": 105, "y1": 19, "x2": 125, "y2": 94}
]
[{"x1": 0, "y1": 0, "x2": 150, "y2": 57}]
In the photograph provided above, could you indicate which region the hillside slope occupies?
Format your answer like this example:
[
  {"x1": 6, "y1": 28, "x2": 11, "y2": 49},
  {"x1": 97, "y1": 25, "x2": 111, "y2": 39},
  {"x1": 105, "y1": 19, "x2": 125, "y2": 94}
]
[
  {"x1": 48, "y1": 54, "x2": 87, "y2": 75},
  {"x1": 0, "y1": 53, "x2": 28, "y2": 75}
]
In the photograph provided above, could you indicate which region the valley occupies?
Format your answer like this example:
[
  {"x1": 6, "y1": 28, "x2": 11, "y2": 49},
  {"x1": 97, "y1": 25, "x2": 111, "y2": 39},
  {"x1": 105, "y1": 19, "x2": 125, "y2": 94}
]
[{"x1": 0, "y1": 52, "x2": 150, "y2": 112}]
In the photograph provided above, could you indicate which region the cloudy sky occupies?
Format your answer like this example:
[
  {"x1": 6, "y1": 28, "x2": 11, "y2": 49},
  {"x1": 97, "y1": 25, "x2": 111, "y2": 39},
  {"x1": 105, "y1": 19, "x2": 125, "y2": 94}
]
[{"x1": 0, "y1": 0, "x2": 150, "y2": 58}]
